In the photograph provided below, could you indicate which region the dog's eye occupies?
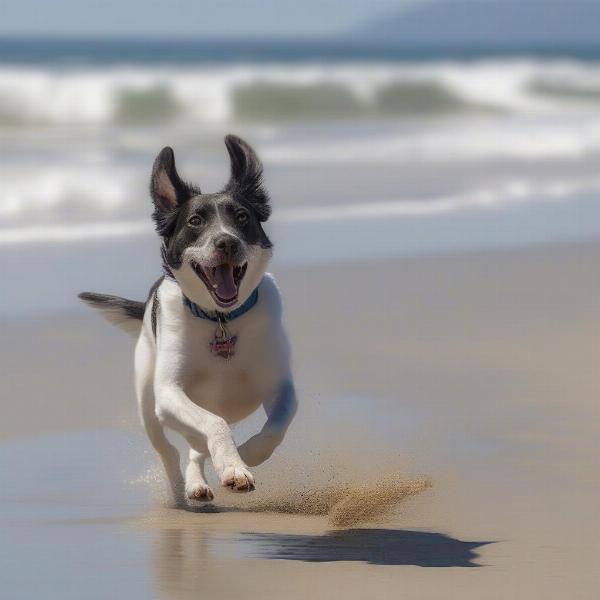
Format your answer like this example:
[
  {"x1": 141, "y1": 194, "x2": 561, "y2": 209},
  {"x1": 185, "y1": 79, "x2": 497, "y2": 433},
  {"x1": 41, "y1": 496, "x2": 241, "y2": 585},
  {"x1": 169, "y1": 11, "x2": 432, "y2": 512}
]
[
  {"x1": 188, "y1": 215, "x2": 203, "y2": 227},
  {"x1": 236, "y1": 211, "x2": 248, "y2": 226}
]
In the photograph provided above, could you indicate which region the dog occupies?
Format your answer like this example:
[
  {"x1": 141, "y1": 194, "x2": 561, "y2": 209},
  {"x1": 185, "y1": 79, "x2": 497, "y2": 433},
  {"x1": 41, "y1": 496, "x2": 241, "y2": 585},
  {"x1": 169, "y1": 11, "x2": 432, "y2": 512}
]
[{"x1": 79, "y1": 135, "x2": 297, "y2": 506}]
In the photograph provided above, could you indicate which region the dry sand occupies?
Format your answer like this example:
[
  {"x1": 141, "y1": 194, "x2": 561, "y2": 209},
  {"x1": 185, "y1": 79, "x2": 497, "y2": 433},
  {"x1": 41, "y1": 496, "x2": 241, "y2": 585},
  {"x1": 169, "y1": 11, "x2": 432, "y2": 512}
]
[{"x1": 1, "y1": 240, "x2": 599, "y2": 599}]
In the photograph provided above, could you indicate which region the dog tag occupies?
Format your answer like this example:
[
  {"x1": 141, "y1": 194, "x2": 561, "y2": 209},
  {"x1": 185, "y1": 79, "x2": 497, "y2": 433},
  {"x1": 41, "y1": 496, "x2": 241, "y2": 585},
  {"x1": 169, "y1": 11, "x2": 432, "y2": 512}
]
[{"x1": 210, "y1": 320, "x2": 237, "y2": 358}]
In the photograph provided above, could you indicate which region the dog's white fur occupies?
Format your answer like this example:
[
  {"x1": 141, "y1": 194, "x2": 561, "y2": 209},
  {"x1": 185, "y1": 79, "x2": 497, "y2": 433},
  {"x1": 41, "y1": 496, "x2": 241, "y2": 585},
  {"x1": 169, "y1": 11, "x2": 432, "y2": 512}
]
[{"x1": 129, "y1": 249, "x2": 296, "y2": 505}]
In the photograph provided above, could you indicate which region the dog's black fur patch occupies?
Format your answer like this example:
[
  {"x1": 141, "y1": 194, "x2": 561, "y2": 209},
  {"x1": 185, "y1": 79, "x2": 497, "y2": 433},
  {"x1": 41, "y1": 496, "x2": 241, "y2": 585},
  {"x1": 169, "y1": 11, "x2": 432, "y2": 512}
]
[
  {"x1": 148, "y1": 276, "x2": 163, "y2": 337},
  {"x1": 78, "y1": 277, "x2": 164, "y2": 335},
  {"x1": 222, "y1": 134, "x2": 271, "y2": 223},
  {"x1": 150, "y1": 146, "x2": 200, "y2": 239},
  {"x1": 162, "y1": 192, "x2": 271, "y2": 269},
  {"x1": 78, "y1": 292, "x2": 145, "y2": 320}
]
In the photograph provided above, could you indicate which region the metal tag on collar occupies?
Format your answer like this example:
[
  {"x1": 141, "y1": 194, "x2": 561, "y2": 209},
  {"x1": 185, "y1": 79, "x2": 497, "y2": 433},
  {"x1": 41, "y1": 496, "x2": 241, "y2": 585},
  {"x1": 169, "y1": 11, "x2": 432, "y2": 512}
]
[{"x1": 210, "y1": 313, "x2": 237, "y2": 359}]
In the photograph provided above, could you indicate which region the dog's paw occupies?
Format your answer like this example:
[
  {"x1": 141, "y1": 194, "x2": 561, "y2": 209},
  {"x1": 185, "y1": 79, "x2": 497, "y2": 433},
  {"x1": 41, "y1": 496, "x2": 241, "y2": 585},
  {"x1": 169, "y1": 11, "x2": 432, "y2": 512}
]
[
  {"x1": 221, "y1": 465, "x2": 255, "y2": 493},
  {"x1": 186, "y1": 483, "x2": 215, "y2": 502}
]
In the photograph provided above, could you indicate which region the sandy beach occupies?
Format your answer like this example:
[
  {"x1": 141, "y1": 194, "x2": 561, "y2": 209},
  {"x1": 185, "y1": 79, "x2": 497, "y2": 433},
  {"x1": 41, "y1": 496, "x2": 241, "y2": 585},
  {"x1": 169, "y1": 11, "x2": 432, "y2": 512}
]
[{"x1": 2, "y1": 239, "x2": 599, "y2": 599}]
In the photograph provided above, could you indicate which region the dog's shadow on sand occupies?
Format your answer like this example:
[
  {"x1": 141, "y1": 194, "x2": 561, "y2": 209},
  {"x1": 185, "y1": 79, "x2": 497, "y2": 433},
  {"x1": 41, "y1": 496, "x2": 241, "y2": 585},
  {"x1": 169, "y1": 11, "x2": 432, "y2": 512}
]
[
  {"x1": 181, "y1": 505, "x2": 491, "y2": 567},
  {"x1": 237, "y1": 528, "x2": 492, "y2": 567}
]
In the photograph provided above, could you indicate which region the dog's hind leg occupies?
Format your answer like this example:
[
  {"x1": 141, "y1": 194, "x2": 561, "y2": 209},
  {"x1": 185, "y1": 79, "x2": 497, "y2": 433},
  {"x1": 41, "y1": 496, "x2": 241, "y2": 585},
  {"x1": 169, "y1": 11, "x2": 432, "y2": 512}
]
[
  {"x1": 140, "y1": 400, "x2": 185, "y2": 507},
  {"x1": 185, "y1": 449, "x2": 214, "y2": 502},
  {"x1": 135, "y1": 332, "x2": 185, "y2": 507}
]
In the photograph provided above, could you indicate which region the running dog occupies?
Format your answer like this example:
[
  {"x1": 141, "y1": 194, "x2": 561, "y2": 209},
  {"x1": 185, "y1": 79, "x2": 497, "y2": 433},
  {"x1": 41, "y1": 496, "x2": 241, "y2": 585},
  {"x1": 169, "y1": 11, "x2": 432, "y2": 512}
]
[{"x1": 79, "y1": 135, "x2": 297, "y2": 506}]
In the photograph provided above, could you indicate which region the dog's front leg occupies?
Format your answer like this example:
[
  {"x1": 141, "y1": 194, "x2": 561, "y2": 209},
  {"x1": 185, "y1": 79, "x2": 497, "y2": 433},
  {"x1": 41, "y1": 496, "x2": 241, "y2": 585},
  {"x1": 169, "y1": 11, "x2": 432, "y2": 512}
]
[
  {"x1": 154, "y1": 377, "x2": 255, "y2": 493},
  {"x1": 185, "y1": 449, "x2": 214, "y2": 501},
  {"x1": 238, "y1": 379, "x2": 298, "y2": 467}
]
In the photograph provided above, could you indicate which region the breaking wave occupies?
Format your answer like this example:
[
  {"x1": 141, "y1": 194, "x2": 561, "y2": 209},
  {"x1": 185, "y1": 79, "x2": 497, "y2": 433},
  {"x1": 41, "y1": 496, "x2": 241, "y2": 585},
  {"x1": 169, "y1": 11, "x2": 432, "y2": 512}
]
[{"x1": 2, "y1": 59, "x2": 600, "y2": 126}]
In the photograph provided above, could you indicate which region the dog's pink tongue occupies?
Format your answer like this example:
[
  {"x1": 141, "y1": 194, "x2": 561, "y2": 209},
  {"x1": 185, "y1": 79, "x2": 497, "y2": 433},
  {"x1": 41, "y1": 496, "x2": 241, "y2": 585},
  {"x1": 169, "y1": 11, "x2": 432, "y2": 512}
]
[{"x1": 214, "y1": 264, "x2": 237, "y2": 300}]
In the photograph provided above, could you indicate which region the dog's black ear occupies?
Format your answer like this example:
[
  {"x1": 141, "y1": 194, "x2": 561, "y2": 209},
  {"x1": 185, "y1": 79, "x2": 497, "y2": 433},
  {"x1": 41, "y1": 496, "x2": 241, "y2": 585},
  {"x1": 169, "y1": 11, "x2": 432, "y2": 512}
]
[
  {"x1": 224, "y1": 134, "x2": 271, "y2": 222},
  {"x1": 150, "y1": 147, "x2": 190, "y2": 214},
  {"x1": 225, "y1": 134, "x2": 262, "y2": 185}
]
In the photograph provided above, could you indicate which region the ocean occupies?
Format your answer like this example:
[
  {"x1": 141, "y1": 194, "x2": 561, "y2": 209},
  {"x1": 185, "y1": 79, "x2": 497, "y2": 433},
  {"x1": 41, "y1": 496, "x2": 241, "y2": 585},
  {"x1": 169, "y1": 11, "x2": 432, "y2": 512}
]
[{"x1": 1, "y1": 38, "x2": 600, "y2": 314}]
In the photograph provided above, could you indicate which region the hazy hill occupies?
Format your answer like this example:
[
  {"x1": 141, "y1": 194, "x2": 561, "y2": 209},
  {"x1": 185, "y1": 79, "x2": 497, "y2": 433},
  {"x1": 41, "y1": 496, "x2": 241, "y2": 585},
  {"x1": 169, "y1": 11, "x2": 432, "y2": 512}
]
[{"x1": 361, "y1": 0, "x2": 600, "y2": 45}]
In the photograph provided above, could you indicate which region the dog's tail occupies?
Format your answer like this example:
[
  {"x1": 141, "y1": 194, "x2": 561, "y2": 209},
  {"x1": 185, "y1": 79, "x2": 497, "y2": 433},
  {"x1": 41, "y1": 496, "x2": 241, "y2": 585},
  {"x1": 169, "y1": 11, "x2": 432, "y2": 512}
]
[{"x1": 78, "y1": 292, "x2": 145, "y2": 336}]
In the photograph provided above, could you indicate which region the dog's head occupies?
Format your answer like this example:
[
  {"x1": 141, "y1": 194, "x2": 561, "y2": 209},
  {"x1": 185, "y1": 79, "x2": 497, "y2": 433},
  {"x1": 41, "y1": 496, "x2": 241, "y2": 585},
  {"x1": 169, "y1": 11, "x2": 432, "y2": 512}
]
[{"x1": 151, "y1": 135, "x2": 272, "y2": 311}]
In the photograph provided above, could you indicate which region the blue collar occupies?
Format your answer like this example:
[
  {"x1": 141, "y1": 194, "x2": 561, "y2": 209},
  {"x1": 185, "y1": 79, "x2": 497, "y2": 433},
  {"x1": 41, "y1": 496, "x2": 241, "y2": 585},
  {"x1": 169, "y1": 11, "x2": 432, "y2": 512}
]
[{"x1": 182, "y1": 288, "x2": 259, "y2": 323}]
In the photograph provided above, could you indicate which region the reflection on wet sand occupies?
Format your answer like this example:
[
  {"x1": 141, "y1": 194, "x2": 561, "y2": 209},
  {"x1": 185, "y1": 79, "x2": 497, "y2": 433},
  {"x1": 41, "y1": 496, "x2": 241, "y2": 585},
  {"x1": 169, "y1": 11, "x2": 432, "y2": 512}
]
[
  {"x1": 151, "y1": 520, "x2": 490, "y2": 599},
  {"x1": 157, "y1": 524, "x2": 490, "y2": 567}
]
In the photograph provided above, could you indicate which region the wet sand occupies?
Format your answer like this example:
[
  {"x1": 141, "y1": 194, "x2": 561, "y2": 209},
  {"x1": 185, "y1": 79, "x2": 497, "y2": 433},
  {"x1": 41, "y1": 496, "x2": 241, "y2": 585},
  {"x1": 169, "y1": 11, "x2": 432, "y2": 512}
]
[{"x1": 1, "y1": 240, "x2": 599, "y2": 599}]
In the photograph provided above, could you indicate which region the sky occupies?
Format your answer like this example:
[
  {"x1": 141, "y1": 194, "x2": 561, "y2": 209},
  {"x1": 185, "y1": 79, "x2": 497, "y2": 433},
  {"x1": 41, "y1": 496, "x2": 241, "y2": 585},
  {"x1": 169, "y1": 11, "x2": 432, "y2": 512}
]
[{"x1": 0, "y1": 0, "x2": 416, "y2": 38}]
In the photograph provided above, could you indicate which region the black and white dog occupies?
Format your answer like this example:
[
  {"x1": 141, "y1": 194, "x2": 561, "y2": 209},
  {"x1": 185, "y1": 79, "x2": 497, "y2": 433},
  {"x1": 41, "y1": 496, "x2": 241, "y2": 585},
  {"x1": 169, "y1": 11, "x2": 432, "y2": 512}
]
[{"x1": 80, "y1": 135, "x2": 297, "y2": 506}]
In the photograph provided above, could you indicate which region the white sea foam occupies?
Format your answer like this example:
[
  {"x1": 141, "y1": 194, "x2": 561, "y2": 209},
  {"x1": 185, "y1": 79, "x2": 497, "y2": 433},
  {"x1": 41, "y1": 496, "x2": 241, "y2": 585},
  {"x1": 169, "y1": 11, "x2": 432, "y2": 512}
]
[
  {"x1": 0, "y1": 163, "x2": 137, "y2": 220},
  {"x1": 262, "y1": 119, "x2": 600, "y2": 164},
  {"x1": 0, "y1": 220, "x2": 151, "y2": 245},
  {"x1": 4, "y1": 113, "x2": 600, "y2": 228},
  {"x1": 1, "y1": 176, "x2": 598, "y2": 246}
]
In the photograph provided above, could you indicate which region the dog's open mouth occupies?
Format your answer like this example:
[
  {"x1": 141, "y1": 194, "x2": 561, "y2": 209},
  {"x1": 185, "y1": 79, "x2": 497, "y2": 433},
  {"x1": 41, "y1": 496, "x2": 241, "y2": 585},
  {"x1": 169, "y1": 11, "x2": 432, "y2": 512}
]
[{"x1": 191, "y1": 261, "x2": 247, "y2": 308}]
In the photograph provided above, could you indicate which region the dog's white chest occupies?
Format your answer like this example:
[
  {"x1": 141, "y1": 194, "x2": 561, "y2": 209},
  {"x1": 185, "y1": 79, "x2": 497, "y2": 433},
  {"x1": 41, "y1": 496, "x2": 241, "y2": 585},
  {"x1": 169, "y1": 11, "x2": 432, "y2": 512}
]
[{"x1": 181, "y1": 314, "x2": 285, "y2": 424}]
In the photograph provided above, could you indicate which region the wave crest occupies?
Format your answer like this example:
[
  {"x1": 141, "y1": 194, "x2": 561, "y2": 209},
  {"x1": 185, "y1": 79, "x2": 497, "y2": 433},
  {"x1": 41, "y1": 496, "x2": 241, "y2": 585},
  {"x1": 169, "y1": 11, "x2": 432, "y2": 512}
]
[{"x1": 1, "y1": 59, "x2": 600, "y2": 126}]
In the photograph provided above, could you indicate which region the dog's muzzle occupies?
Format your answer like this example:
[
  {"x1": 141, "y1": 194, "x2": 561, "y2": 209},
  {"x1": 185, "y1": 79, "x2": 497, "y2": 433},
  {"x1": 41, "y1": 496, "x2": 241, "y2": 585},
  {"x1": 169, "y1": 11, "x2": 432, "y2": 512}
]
[{"x1": 191, "y1": 261, "x2": 248, "y2": 308}]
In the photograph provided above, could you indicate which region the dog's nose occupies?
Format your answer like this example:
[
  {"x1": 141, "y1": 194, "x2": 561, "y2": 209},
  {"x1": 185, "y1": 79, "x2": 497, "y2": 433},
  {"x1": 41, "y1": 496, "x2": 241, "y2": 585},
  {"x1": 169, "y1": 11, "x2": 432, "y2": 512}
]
[{"x1": 214, "y1": 234, "x2": 240, "y2": 255}]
